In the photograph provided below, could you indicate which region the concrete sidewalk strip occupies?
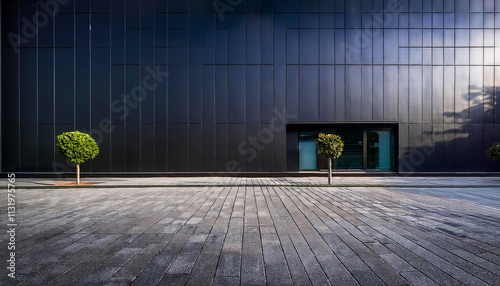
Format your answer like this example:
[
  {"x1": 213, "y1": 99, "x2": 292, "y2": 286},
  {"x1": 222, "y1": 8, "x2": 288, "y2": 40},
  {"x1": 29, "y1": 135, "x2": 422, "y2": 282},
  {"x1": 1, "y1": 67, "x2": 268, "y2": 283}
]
[
  {"x1": 0, "y1": 177, "x2": 499, "y2": 285},
  {"x1": 5, "y1": 176, "x2": 500, "y2": 188}
]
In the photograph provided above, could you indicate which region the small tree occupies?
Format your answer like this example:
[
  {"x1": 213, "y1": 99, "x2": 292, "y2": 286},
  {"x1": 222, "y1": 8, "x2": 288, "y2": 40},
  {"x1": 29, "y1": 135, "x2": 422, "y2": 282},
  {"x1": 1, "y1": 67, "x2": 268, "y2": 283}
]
[
  {"x1": 56, "y1": 131, "x2": 99, "y2": 185},
  {"x1": 316, "y1": 133, "x2": 344, "y2": 185},
  {"x1": 487, "y1": 143, "x2": 500, "y2": 161}
]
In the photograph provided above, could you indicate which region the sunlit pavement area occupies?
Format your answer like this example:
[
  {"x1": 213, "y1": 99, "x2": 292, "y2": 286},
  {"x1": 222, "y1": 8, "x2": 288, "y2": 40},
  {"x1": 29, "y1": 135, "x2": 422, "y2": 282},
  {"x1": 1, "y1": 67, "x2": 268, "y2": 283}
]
[{"x1": 1, "y1": 177, "x2": 500, "y2": 285}]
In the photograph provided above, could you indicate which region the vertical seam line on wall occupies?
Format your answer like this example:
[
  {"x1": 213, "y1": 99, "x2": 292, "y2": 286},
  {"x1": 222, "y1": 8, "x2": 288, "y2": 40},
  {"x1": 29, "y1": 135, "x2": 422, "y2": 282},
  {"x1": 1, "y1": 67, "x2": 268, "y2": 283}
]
[
  {"x1": 108, "y1": 0, "x2": 112, "y2": 171},
  {"x1": 153, "y1": 0, "x2": 156, "y2": 172},
  {"x1": 53, "y1": 5, "x2": 56, "y2": 171},
  {"x1": 36, "y1": 3, "x2": 40, "y2": 171},
  {"x1": 495, "y1": 0, "x2": 497, "y2": 126},
  {"x1": 344, "y1": 3, "x2": 347, "y2": 123},
  {"x1": 187, "y1": 0, "x2": 190, "y2": 172},
  {"x1": 381, "y1": 1, "x2": 385, "y2": 124},
  {"x1": 200, "y1": 9, "x2": 203, "y2": 172},
  {"x1": 247, "y1": 10, "x2": 250, "y2": 172},
  {"x1": 244, "y1": 9, "x2": 247, "y2": 172},
  {"x1": 0, "y1": 1, "x2": 2, "y2": 172},
  {"x1": 421, "y1": 6, "x2": 424, "y2": 125},
  {"x1": 297, "y1": 13, "x2": 301, "y2": 123},
  {"x1": 430, "y1": 1, "x2": 434, "y2": 171},
  {"x1": 453, "y1": 3, "x2": 457, "y2": 170},
  {"x1": 16, "y1": 0, "x2": 20, "y2": 170},
  {"x1": 165, "y1": 1, "x2": 169, "y2": 172},
  {"x1": 226, "y1": 16, "x2": 229, "y2": 172},
  {"x1": 464, "y1": 0, "x2": 468, "y2": 170},
  {"x1": 212, "y1": 10, "x2": 216, "y2": 171},
  {"x1": 371, "y1": 8, "x2": 374, "y2": 123},
  {"x1": 395, "y1": 7, "x2": 399, "y2": 125},
  {"x1": 360, "y1": 8, "x2": 364, "y2": 123},
  {"x1": 139, "y1": 0, "x2": 142, "y2": 172},
  {"x1": 259, "y1": 8, "x2": 262, "y2": 172},
  {"x1": 441, "y1": 11, "x2": 445, "y2": 126},
  {"x1": 278, "y1": 10, "x2": 282, "y2": 172},
  {"x1": 200, "y1": 8, "x2": 204, "y2": 172},
  {"x1": 89, "y1": 9, "x2": 92, "y2": 171},
  {"x1": 73, "y1": 2, "x2": 76, "y2": 133},
  {"x1": 124, "y1": 0, "x2": 127, "y2": 172}
]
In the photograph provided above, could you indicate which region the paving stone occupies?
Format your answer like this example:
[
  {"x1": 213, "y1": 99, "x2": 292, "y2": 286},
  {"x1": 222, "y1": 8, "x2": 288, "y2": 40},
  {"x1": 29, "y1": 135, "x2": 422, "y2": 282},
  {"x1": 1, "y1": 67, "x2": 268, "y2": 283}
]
[
  {"x1": 180, "y1": 242, "x2": 204, "y2": 255},
  {"x1": 165, "y1": 254, "x2": 198, "y2": 275},
  {"x1": 284, "y1": 253, "x2": 311, "y2": 285},
  {"x1": 379, "y1": 253, "x2": 415, "y2": 272},
  {"x1": 363, "y1": 257, "x2": 410, "y2": 285},
  {"x1": 241, "y1": 254, "x2": 266, "y2": 285},
  {"x1": 130, "y1": 254, "x2": 175, "y2": 285},
  {"x1": 0, "y1": 278, "x2": 17, "y2": 286},
  {"x1": 300, "y1": 255, "x2": 330, "y2": 286},
  {"x1": 102, "y1": 276, "x2": 135, "y2": 286},
  {"x1": 103, "y1": 247, "x2": 142, "y2": 266},
  {"x1": 316, "y1": 254, "x2": 353, "y2": 281},
  {"x1": 400, "y1": 271, "x2": 439, "y2": 286},
  {"x1": 20, "y1": 265, "x2": 69, "y2": 285},
  {"x1": 350, "y1": 270, "x2": 385, "y2": 286},
  {"x1": 242, "y1": 242, "x2": 263, "y2": 255},
  {"x1": 47, "y1": 273, "x2": 87, "y2": 286},
  {"x1": 222, "y1": 242, "x2": 242, "y2": 254},
  {"x1": 126, "y1": 233, "x2": 158, "y2": 248},
  {"x1": 185, "y1": 254, "x2": 220, "y2": 286},
  {"x1": 263, "y1": 244, "x2": 286, "y2": 265},
  {"x1": 265, "y1": 264, "x2": 293, "y2": 286},
  {"x1": 194, "y1": 225, "x2": 213, "y2": 234},
  {"x1": 138, "y1": 243, "x2": 164, "y2": 255},
  {"x1": 211, "y1": 276, "x2": 239, "y2": 286},
  {"x1": 409, "y1": 261, "x2": 461, "y2": 286},
  {"x1": 158, "y1": 274, "x2": 188, "y2": 286},
  {"x1": 216, "y1": 254, "x2": 241, "y2": 277},
  {"x1": 113, "y1": 254, "x2": 156, "y2": 277},
  {"x1": 201, "y1": 242, "x2": 224, "y2": 255},
  {"x1": 76, "y1": 265, "x2": 120, "y2": 286}
]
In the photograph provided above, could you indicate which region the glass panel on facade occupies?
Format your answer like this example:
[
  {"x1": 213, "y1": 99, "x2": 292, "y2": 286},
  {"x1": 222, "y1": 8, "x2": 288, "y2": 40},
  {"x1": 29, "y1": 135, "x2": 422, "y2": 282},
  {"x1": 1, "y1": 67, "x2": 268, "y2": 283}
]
[
  {"x1": 367, "y1": 131, "x2": 392, "y2": 170},
  {"x1": 336, "y1": 130, "x2": 363, "y2": 169},
  {"x1": 299, "y1": 133, "x2": 318, "y2": 170}
]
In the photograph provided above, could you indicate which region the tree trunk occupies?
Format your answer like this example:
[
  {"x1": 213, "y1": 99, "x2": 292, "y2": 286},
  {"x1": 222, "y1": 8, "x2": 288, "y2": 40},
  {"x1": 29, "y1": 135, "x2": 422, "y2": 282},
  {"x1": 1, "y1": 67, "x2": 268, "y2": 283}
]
[
  {"x1": 76, "y1": 163, "x2": 80, "y2": 185},
  {"x1": 328, "y1": 157, "x2": 332, "y2": 185}
]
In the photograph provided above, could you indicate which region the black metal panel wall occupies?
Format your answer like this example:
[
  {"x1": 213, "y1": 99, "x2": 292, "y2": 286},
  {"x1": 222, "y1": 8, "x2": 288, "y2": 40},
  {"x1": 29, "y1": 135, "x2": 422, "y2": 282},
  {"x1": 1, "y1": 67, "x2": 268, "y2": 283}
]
[
  {"x1": 0, "y1": 2, "x2": 2, "y2": 173},
  {"x1": 1, "y1": 0, "x2": 500, "y2": 173}
]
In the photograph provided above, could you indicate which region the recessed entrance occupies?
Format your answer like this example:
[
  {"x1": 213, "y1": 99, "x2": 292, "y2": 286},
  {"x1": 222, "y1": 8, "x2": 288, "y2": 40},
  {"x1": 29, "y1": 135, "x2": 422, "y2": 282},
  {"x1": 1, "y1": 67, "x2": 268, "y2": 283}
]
[{"x1": 296, "y1": 127, "x2": 395, "y2": 171}]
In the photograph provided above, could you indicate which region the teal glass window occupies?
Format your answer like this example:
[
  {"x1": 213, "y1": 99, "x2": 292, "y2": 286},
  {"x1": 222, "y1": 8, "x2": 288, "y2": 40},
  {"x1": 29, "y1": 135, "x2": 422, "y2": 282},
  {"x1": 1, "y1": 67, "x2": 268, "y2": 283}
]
[
  {"x1": 299, "y1": 133, "x2": 318, "y2": 170},
  {"x1": 367, "y1": 131, "x2": 392, "y2": 170}
]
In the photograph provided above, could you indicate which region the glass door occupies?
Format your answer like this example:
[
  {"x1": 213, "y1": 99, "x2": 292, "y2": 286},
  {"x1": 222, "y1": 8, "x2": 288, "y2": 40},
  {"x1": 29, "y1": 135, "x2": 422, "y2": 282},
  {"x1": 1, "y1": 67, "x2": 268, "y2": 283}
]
[
  {"x1": 367, "y1": 131, "x2": 392, "y2": 170},
  {"x1": 335, "y1": 130, "x2": 363, "y2": 169},
  {"x1": 299, "y1": 133, "x2": 318, "y2": 170}
]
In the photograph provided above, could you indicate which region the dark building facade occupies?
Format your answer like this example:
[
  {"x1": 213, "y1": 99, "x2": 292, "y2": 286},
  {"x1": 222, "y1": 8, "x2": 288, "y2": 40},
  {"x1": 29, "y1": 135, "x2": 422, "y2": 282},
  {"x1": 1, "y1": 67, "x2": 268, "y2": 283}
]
[{"x1": 1, "y1": 0, "x2": 500, "y2": 174}]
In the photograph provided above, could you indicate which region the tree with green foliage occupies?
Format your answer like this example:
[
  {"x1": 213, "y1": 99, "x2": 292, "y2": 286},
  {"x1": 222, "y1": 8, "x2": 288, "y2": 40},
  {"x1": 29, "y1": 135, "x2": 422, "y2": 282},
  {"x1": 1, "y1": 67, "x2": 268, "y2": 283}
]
[
  {"x1": 487, "y1": 143, "x2": 500, "y2": 161},
  {"x1": 56, "y1": 131, "x2": 99, "y2": 185},
  {"x1": 316, "y1": 133, "x2": 344, "y2": 185}
]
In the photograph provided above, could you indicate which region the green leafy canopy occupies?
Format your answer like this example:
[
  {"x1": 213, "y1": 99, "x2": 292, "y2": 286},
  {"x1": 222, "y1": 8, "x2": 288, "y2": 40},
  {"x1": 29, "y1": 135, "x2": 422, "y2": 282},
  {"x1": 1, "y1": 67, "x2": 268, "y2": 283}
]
[
  {"x1": 487, "y1": 143, "x2": 500, "y2": 160},
  {"x1": 56, "y1": 131, "x2": 100, "y2": 164},
  {"x1": 315, "y1": 133, "x2": 344, "y2": 159}
]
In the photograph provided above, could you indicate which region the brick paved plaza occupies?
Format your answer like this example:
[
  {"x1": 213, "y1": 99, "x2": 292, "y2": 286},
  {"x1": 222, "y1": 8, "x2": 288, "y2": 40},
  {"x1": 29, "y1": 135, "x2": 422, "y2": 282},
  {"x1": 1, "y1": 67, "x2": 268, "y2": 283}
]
[{"x1": 1, "y1": 177, "x2": 500, "y2": 285}]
